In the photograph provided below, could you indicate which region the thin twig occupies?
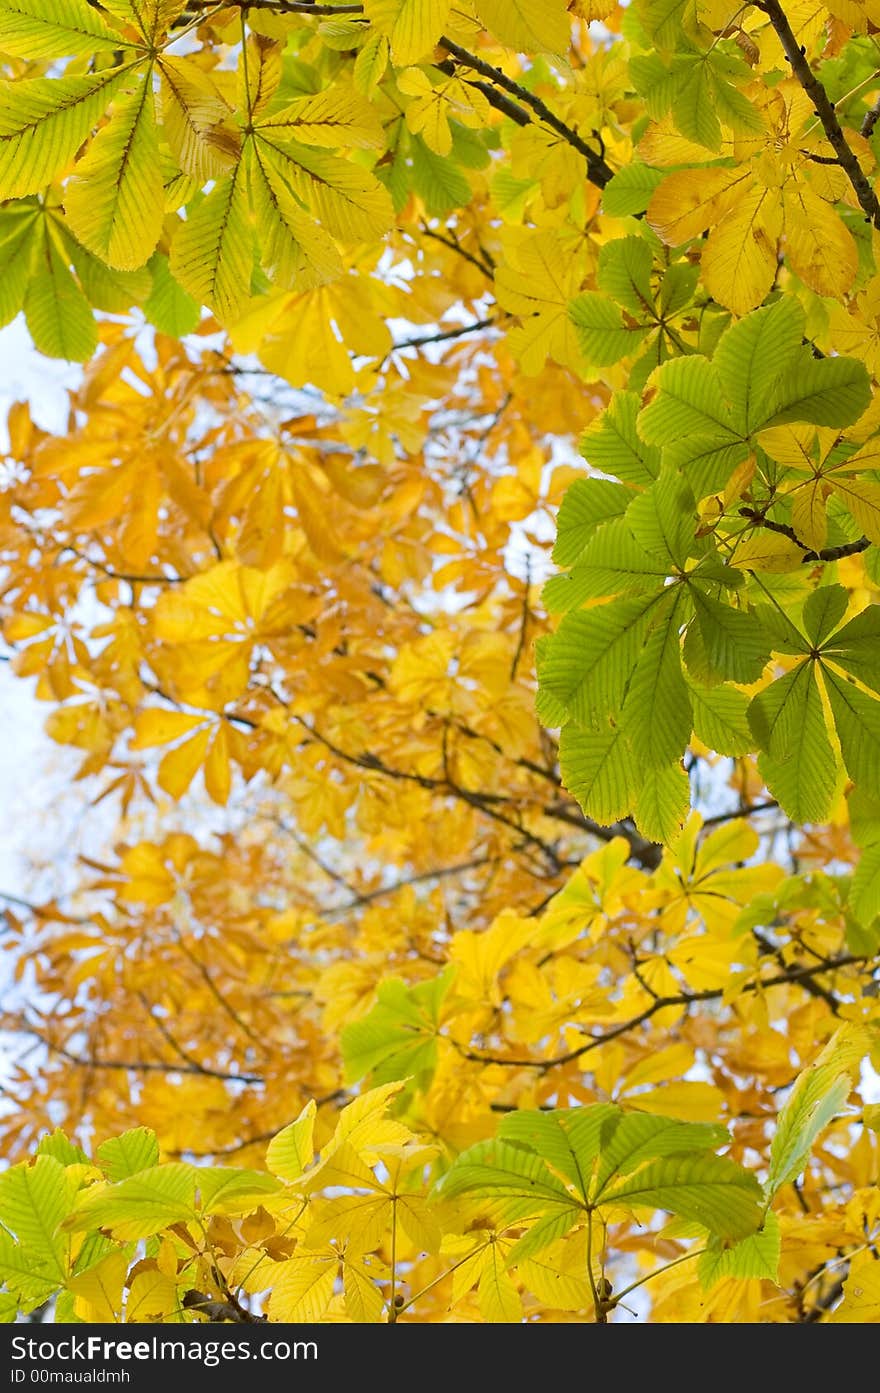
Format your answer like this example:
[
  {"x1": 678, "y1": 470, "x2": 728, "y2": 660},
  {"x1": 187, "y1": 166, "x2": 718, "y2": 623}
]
[
  {"x1": 387, "y1": 317, "x2": 497, "y2": 360},
  {"x1": 456, "y1": 953, "x2": 870, "y2": 1072},
  {"x1": 756, "y1": 0, "x2": 880, "y2": 226},
  {"x1": 438, "y1": 36, "x2": 614, "y2": 187},
  {"x1": 18, "y1": 1024, "x2": 264, "y2": 1085},
  {"x1": 419, "y1": 223, "x2": 495, "y2": 277}
]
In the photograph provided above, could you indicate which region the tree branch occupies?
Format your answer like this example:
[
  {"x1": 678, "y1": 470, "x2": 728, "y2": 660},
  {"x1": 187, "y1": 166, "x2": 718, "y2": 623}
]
[
  {"x1": 802, "y1": 537, "x2": 871, "y2": 563},
  {"x1": 757, "y1": 0, "x2": 880, "y2": 226},
  {"x1": 739, "y1": 505, "x2": 809, "y2": 551},
  {"x1": 465, "y1": 79, "x2": 532, "y2": 128},
  {"x1": 327, "y1": 855, "x2": 500, "y2": 916},
  {"x1": 739, "y1": 506, "x2": 871, "y2": 564},
  {"x1": 17, "y1": 1023, "x2": 264, "y2": 1085},
  {"x1": 387, "y1": 316, "x2": 497, "y2": 359},
  {"x1": 753, "y1": 929, "x2": 841, "y2": 1014},
  {"x1": 60, "y1": 546, "x2": 185, "y2": 586},
  {"x1": 456, "y1": 952, "x2": 870, "y2": 1071},
  {"x1": 419, "y1": 223, "x2": 495, "y2": 278},
  {"x1": 862, "y1": 94, "x2": 880, "y2": 138},
  {"x1": 173, "y1": 940, "x2": 262, "y2": 1045},
  {"x1": 182, "y1": 1290, "x2": 266, "y2": 1323},
  {"x1": 437, "y1": 36, "x2": 614, "y2": 188}
]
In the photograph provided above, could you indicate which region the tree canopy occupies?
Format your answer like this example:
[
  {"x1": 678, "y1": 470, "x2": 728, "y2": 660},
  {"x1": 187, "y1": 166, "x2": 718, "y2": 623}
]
[{"x1": 1, "y1": 0, "x2": 880, "y2": 1325}]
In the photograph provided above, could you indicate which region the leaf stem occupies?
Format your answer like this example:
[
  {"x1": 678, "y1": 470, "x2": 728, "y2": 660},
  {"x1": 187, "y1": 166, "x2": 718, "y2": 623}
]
[
  {"x1": 610, "y1": 1246, "x2": 707, "y2": 1306},
  {"x1": 585, "y1": 1211, "x2": 605, "y2": 1323}
]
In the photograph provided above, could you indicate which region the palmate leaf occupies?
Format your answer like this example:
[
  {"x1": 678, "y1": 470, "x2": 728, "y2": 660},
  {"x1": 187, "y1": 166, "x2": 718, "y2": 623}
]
[
  {"x1": 698, "y1": 1211, "x2": 781, "y2": 1289},
  {"x1": 675, "y1": 58, "x2": 721, "y2": 150},
  {"x1": 622, "y1": 593, "x2": 691, "y2": 768},
  {"x1": 194, "y1": 1167, "x2": 281, "y2": 1214},
  {"x1": 24, "y1": 232, "x2": 98, "y2": 362},
  {"x1": 601, "y1": 162, "x2": 666, "y2": 217},
  {"x1": 102, "y1": 0, "x2": 185, "y2": 41},
  {"x1": 65, "y1": 1249, "x2": 129, "y2": 1323},
  {"x1": 820, "y1": 604, "x2": 880, "y2": 693},
  {"x1": 749, "y1": 661, "x2": 816, "y2": 757},
  {"x1": 497, "y1": 1105, "x2": 619, "y2": 1196},
  {"x1": 830, "y1": 1249, "x2": 880, "y2": 1321},
  {"x1": 340, "y1": 964, "x2": 455, "y2": 1086},
  {"x1": 409, "y1": 132, "x2": 472, "y2": 215},
  {"x1": 362, "y1": 0, "x2": 451, "y2": 66},
  {"x1": 544, "y1": 516, "x2": 671, "y2": 611},
  {"x1": 638, "y1": 356, "x2": 739, "y2": 447},
  {"x1": 802, "y1": 584, "x2": 849, "y2": 647},
  {"x1": 0, "y1": 204, "x2": 37, "y2": 327},
  {"x1": 569, "y1": 291, "x2": 650, "y2": 366},
  {"x1": 0, "y1": 1230, "x2": 58, "y2": 1305},
  {"x1": 596, "y1": 235, "x2": 655, "y2": 314},
  {"x1": 600, "y1": 1153, "x2": 762, "y2": 1239},
  {"x1": 630, "y1": 306, "x2": 870, "y2": 500},
  {"x1": 474, "y1": 0, "x2": 571, "y2": 54},
  {"x1": 258, "y1": 134, "x2": 394, "y2": 242},
  {"x1": 0, "y1": 1157, "x2": 77, "y2": 1283},
  {"x1": 62, "y1": 1163, "x2": 198, "y2": 1240},
  {"x1": 687, "y1": 678, "x2": 753, "y2": 755},
  {"x1": 169, "y1": 168, "x2": 253, "y2": 323},
  {"x1": 266, "y1": 1099, "x2": 316, "y2": 1182},
  {"x1": 69, "y1": 231, "x2": 151, "y2": 311},
  {"x1": 267, "y1": 1251, "x2": 337, "y2": 1323},
  {"x1": 536, "y1": 592, "x2": 662, "y2": 728},
  {"x1": 259, "y1": 89, "x2": 384, "y2": 151},
  {"x1": 626, "y1": 467, "x2": 696, "y2": 569},
  {"x1": 142, "y1": 253, "x2": 201, "y2": 336},
  {"x1": 436, "y1": 1136, "x2": 577, "y2": 1222},
  {"x1": 64, "y1": 80, "x2": 164, "y2": 272},
  {"x1": 558, "y1": 725, "x2": 638, "y2": 824},
  {"x1": 580, "y1": 390, "x2": 661, "y2": 486},
  {"x1": 754, "y1": 669, "x2": 839, "y2": 824},
  {"x1": 439, "y1": 1104, "x2": 762, "y2": 1260},
  {"x1": 712, "y1": 296, "x2": 804, "y2": 434},
  {"x1": 766, "y1": 1024, "x2": 869, "y2": 1199},
  {"x1": 762, "y1": 355, "x2": 872, "y2": 429},
  {"x1": 849, "y1": 842, "x2": 880, "y2": 943},
  {"x1": 247, "y1": 142, "x2": 343, "y2": 289},
  {"x1": 0, "y1": 1294, "x2": 19, "y2": 1322},
  {"x1": 97, "y1": 1127, "x2": 159, "y2": 1181},
  {"x1": 36, "y1": 1130, "x2": 89, "y2": 1166},
  {"x1": 0, "y1": 0, "x2": 125, "y2": 57},
  {"x1": 160, "y1": 56, "x2": 240, "y2": 184},
  {"x1": 822, "y1": 666, "x2": 880, "y2": 786},
  {"x1": 688, "y1": 590, "x2": 770, "y2": 684},
  {"x1": 591, "y1": 1111, "x2": 729, "y2": 1197},
  {"x1": 0, "y1": 70, "x2": 127, "y2": 201},
  {"x1": 551, "y1": 478, "x2": 633, "y2": 567},
  {"x1": 632, "y1": 762, "x2": 690, "y2": 843},
  {"x1": 545, "y1": 512, "x2": 671, "y2": 604}
]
